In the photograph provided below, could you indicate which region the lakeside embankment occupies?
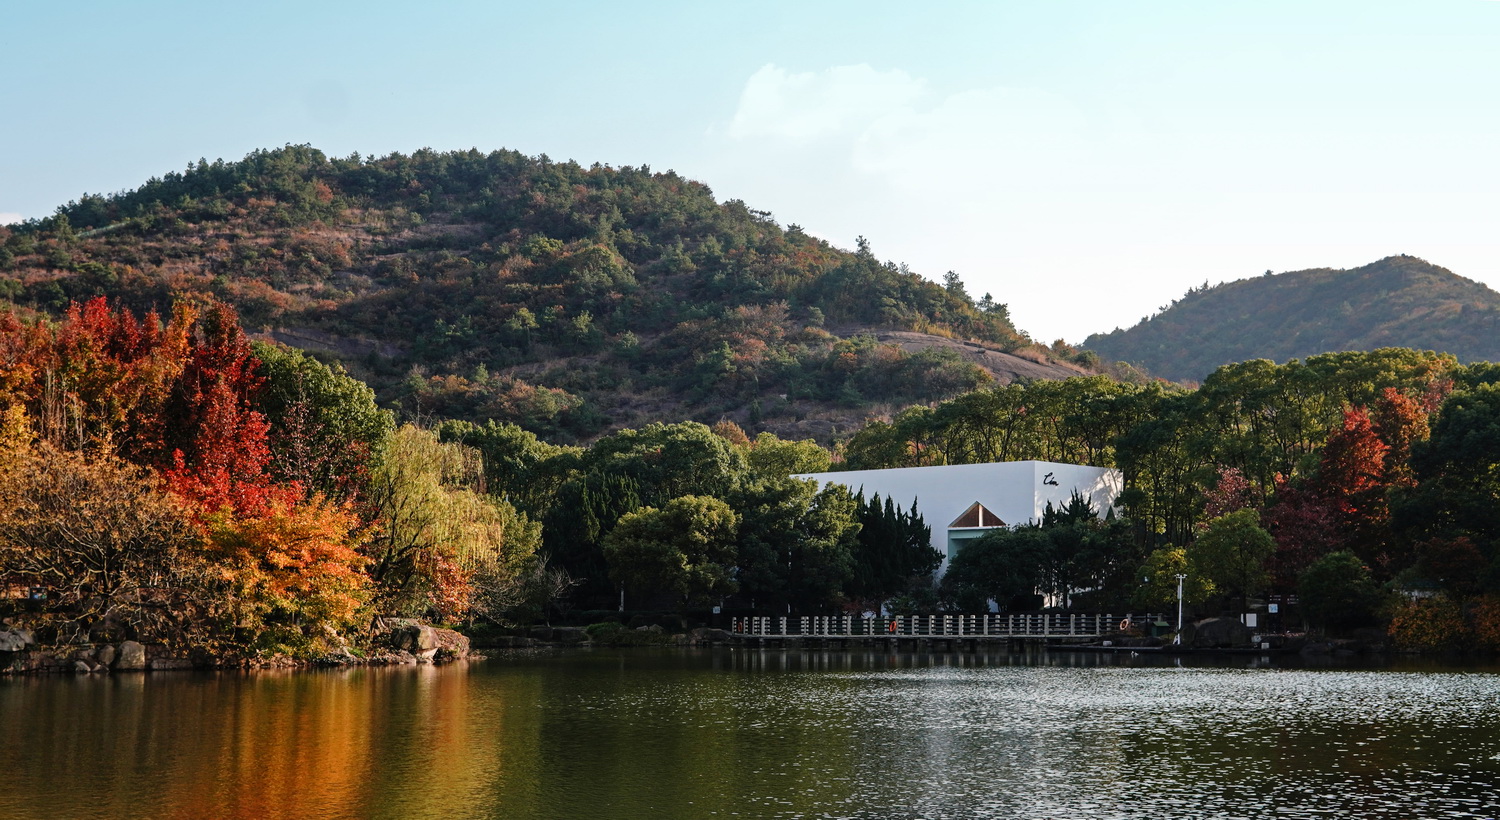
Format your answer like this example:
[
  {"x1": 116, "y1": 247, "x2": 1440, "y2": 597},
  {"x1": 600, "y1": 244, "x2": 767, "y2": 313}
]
[{"x1": 0, "y1": 621, "x2": 740, "y2": 675}]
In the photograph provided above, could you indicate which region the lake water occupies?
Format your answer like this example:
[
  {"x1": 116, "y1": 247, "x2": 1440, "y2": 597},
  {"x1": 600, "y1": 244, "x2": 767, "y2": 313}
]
[{"x1": 4, "y1": 649, "x2": 1500, "y2": 819}]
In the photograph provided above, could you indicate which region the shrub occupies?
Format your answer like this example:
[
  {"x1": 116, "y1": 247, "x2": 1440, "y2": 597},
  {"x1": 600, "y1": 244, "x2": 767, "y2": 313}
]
[{"x1": 1388, "y1": 595, "x2": 1468, "y2": 650}]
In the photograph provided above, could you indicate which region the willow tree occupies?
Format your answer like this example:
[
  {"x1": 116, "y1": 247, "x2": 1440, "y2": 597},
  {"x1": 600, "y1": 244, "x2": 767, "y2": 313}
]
[{"x1": 365, "y1": 424, "x2": 540, "y2": 621}]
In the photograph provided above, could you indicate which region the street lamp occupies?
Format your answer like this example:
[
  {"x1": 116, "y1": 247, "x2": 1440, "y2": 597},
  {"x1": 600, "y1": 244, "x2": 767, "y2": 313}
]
[{"x1": 1174, "y1": 573, "x2": 1187, "y2": 645}]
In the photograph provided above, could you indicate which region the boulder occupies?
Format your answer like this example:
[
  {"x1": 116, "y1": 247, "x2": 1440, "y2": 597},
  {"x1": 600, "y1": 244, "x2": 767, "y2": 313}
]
[
  {"x1": 1181, "y1": 617, "x2": 1254, "y2": 649},
  {"x1": 115, "y1": 640, "x2": 147, "y2": 671},
  {"x1": 527, "y1": 626, "x2": 555, "y2": 641},
  {"x1": 96, "y1": 645, "x2": 117, "y2": 667},
  {"x1": 390, "y1": 623, "x2": 440, "y2": 653},
  {"x1": 0, "y1": 631, "x2": 27, "y2": 652},
  {"x1": 636, "y1": 624, "x2": 665, "y2": 634},
  {"x1": 553, "y1": 627, "x2": 587, "y2": 645},
  {"x1": 1, "y1": 651, "x2": 24, "y2": 674},
  {"x1": 688, "y1": 628, "x2": 733, "y2": 645},
  {"x1": 73, "y1": 660, "x2": 93, "y2": 674},
  {"x1": 431, "y1": 628, "x2": 470, "y2": 661}
]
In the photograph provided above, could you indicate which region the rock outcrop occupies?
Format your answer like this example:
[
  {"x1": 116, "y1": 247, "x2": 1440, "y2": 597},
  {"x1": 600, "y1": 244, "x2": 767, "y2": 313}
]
[
  {"x1": 1180, "y1": 617, "x2": 1254, "y2": 649},
  {"x1": 381, "y1": 619, "x2": 471, "y2": 663}
]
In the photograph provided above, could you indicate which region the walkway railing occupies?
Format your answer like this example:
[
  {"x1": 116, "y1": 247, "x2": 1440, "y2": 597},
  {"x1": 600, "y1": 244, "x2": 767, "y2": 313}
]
[{"x1": 731, "y1": 613, "x2": 1159, "y2": 639}]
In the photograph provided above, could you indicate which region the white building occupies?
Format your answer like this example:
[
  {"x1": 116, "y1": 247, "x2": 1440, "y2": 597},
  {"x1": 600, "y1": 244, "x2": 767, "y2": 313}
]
[{"x1": 796, "y1": 461, "x2": 1123, "y2": 573}]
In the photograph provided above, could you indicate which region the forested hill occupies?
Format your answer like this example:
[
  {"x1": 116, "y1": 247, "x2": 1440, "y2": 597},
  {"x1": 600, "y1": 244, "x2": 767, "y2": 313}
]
[
  {"x1": 1082, "y1": 256, "x2": 1500, "y2": 383},
  {"x1": 0, "y1": 145, "x2": 1094, "y2": 442}
]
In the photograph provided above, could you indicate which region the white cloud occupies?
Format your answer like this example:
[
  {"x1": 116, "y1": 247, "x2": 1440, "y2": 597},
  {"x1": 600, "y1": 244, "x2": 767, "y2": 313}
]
[
  {"x1": 851, "y1": 87, "x2": 1091, "y2": 192},
  {"x1": 722, "y1": 65, "x2": 1099, "y2": 200},
  {"x1": 0, "y1": 212, "x2": 22, "y2": 225},
  {"x1": 727, "y1": 64, "x2": 925, "y2": 142}
]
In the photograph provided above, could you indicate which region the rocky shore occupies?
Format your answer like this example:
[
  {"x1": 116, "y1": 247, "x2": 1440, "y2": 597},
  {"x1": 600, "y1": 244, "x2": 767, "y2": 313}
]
[
  {"x1": 0, "y1": 620, "x2": 743, "y2": 675},
  {"x1": 0, "y1": 619, "x2": 477, "y2": 675}
]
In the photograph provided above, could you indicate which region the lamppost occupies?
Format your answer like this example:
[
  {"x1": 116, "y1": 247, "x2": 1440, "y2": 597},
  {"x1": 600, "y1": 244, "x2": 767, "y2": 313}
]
[{"x1": 1174, "y1": 573, "x2": 1187, "y2": 645}]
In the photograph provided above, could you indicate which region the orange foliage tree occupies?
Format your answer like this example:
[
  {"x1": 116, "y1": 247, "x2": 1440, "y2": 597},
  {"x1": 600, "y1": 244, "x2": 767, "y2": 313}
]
[{"x1": 201, "y1": 495, "x2": 370, "y2": 648}]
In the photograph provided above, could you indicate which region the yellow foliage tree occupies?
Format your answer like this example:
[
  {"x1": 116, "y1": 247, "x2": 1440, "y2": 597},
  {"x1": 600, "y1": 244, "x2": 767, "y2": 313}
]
[{"x1": 0, "y1": 414, "x2": 199, "y2": 637}]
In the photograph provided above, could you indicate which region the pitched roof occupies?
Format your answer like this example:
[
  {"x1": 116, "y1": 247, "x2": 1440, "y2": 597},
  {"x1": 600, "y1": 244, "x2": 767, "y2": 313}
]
[{"x1": 949, "y1": 501, "x2": 1004, "y2": 529}]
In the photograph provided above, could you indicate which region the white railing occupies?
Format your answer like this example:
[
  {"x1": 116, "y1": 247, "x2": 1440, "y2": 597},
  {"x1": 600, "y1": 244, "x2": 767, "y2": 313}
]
[{"x1": 731, "y1": 613, "x2": 1158, "y2": 638}]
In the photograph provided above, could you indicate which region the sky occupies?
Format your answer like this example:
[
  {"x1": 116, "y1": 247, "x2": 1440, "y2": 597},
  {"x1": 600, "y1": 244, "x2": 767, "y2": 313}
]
[{"x1": 3, "y1": 1, "x2": 1498, "y2": 343}]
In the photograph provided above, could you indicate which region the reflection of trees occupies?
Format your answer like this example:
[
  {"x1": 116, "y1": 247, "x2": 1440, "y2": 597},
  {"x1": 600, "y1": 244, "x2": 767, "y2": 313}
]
[{"x1": 2, "y1": 665, "x2": 516, "y2": 819}]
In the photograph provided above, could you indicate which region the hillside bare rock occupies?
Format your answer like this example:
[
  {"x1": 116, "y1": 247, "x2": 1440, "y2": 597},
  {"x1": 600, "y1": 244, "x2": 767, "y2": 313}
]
[{"x1": 859, "y1": 330, "x2": 1089, "y2": 383}]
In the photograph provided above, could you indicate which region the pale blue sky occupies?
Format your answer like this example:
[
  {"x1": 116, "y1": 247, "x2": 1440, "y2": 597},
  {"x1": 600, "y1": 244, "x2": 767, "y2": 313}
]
[{"x1": 3, "y1": 1, "x2": 1498, "y2": 342}]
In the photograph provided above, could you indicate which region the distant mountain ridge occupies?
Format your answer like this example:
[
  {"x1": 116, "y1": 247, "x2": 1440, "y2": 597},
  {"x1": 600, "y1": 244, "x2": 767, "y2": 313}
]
[{"x1": 1082, "y1": 256, "x2": 1500, "y2": 382}]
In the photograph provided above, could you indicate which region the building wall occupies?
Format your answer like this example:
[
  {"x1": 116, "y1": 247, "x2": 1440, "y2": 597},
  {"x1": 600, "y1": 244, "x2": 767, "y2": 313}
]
[{"x1": 795, "y1": 461, "x2": 1123, "y2": 573}]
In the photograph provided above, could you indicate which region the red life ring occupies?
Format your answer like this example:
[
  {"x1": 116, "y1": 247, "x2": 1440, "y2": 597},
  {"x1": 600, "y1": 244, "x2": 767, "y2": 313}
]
[{"x1": 1119, "y1": 617, "x2": 1132, "y2": 632}]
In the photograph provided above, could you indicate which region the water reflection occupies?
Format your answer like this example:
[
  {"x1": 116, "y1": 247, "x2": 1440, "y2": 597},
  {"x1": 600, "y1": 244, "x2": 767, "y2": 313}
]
[{"x1": 4, "y1": 650, "x2": 1500, "y2": 819}]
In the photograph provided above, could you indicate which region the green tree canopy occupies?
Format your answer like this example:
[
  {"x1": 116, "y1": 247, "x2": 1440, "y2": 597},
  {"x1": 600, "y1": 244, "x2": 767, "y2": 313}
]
[
  {"x1": 252, "y1": 341, "x2": 394, "y2": 501},
  {"x1": 1134, "y1": 546, "x2": 1216, "y2": 611},
  {"x1": 602, "y1": 495, "x2": 740, "y2": 607},
  {"x1": 1189, "y1": 509, "x2": 1275, "y2": 611},
  {"x1": 1298, "y1": 551, "x2": 1384, "y2": 632}
]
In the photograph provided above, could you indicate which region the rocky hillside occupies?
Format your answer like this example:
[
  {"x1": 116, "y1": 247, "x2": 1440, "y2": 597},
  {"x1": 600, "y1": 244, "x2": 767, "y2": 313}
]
[
  {"x1": 1082, "y1": 256, "x2": 1500, "y2": 382},
  {"x1": 0, "y1": 145, "x2": 1098, "y2": 442}
]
